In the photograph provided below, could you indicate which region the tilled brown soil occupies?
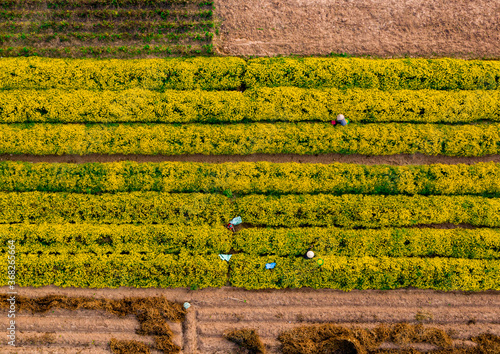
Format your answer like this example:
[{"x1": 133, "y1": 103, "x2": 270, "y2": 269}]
[
  {"x1": 214, "y1": 0, "x2": 500, "y2": 58},
  {"x1": 2, "y1": 153, "x2": 500, "y2": 165},
  {"x1": 2, "y1": 286, "x2": 499, "y2": 353}
]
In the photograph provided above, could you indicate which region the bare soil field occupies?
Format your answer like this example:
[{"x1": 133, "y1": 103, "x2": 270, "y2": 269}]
[
  {"x1": 214, "y1": 0, "x2": 500, "y2": 58},
  {"x1": 1, "y1": 286, "x2": 499, "y2": 353}
]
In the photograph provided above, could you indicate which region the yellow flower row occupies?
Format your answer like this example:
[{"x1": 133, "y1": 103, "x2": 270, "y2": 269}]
[
  {"x1": 244, "y1": 57, "x2": 500, "y2": 90},
  {"x1": 234, "y1": 227, "x2": 500, "y2": 259},
  {"x1": 1, "y1": 122, "x2": 500, "y2": 156},
  {"x1": 0, "y1": 223, "x2": 232, "y2": 254},
  {"x1": 0, "y1": 252, "x2": 228, "y2": 288},
  {"x1": 0, "y1": 192, "x2": 499, "y2": 227},
  {"x1": 1, "y1": 252, "x2": 496, "y2": 290},
  {"x1": 1, "y1": 57, "x2": 499, "y2": 91},
  {"x1": 2, "y1": 223, "x2": 498, "y2": 260},
  {"x1": 1, "y1": 87, "x2": 499, "y2": 123},
  {"x1": 1, "y1": 160, "x2": 500, "y2": 196},
  {"x1": 0, "y1": 57, "x2": 245, "y2": 91},
  {"x1": 229, "y1": 255, "x2": 500, "y2": 291}
]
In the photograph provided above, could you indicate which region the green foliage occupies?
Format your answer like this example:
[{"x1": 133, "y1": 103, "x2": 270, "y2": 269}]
[
  {"x1": 0, "y1": 20, "x2": 214, "y2": 34},
  {"x1": 0, "y1": 0, "x2": 214, "y2": 58},
  {"x1": 0, "y1": 44, "x2": 215, "y2": 58},
  {"x1": 1, "y1": 0, "x2": 201, "y2": 9}
]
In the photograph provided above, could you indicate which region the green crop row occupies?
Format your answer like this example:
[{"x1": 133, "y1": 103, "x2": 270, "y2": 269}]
[
  {"x1": 1, "y1": 57, "x2": 499, "y2": 91},
  {"x1": 1, "y1": 0, "x2": 206, "y2": 10},
  {"x1": 243, "y1": 57, "x2": 500, "y2": 90},
  {"x1": 1, "y1": 252, "x2": 497, "y2": 290},
  {"x1": 0, "y1": 20, "x2": 214, "y2": 33},
  {"x1": 0, "y1": 32, "x2": 212, "y2": 46},
  {"x1": 0, "y1": 252, "x2": 228, "y2": 288},
  {"x1": 0, "y1": 44, "x2": 214, "y2": 58},
  {"x1": 1, "y1": 122, "x2": 500, "y2": 156},
  {"x1": 2, "y1": 223, "x2": 499, "y2": 260},
  {"x1": 1, "y1": 87, "x2": 498, "y2": 124},
  {"x1": 2, "y1": 161, "x2": 500, "y2": 196},
  {"x1": 229, "y1": 255, "x2": 500, "y2": 291},
  {"x1": 0, "y1": 9, "x2": 212, "y2": 21},
  {"x1": 0, "y1": 192, "x2": 500, "y2": 227},
  {"x1": 0, "y1": 57, "x2": 245, "y2": 90}
]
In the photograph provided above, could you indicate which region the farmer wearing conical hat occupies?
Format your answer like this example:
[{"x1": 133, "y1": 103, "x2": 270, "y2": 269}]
[{"x1": 331, "y1": 114, "x2": 349, "y2": 126}]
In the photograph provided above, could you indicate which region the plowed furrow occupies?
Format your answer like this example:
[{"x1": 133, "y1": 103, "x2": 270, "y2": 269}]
[{"x1": 196, "y1": 306, "x2": 499, "y2": 325}]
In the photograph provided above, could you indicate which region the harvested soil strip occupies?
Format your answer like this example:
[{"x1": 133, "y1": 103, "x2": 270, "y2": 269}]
[
  {"x1": 195, "y1": 306, "x2": 499, "y2": 325},
  {"x1": 0, "y1": 294, "x2": 185, "y2": 354},
  {"x1": 2, "y1": 153, "x2": 500, "y2": 165},
  {"x1": 17, "y1": 331, "x2": 156, "y2": 347},
  {"x1": 9, "y1": 287, "x2": 499, "y2": 306},
  {"x1": 17, "y1": 312, "x2": 183, "y2": 335},
  {"x1": 182, "y1": 309, "x2": 197, "y2": 353},
  {"x1": 4, "y1": 287, "x2": 499, "y2": 353},
  {"x1": 214, "y1": 0, "x2": 500, "y2": 58}
]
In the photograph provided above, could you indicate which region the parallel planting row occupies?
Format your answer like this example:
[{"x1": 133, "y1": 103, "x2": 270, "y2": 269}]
[
  {"x1": 2, "y1": 87, "x2": 500, "y2": 123},
  {"x1": 0, "y1": 0, "x2": 215, "y2": 57},
  {"x1": 5, "y1": 253, "x2": 498, "y2": 290},
  {"x1": 1, "y1": 57, "x2": 500, "y2": 90},
  {"x1": 4, "y1": 224, "x2": 500, "y2": 259},
  {"x1": 1, "y1": 0, "x2": 205, "y2": 8},
  {"x1": 1, "y1": 192, "x2": 500, "y2": 228},
  {"x1": 1, "y1": 161, "x2": 500, "y2": 196},
  {"x1": 1, "y1": 123, "x2": 500, "y2": 156}
]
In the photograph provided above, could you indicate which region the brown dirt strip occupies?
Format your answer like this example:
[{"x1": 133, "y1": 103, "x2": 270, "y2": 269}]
[
  {"x1": 2, "y1": 153, "x2": 500, "y2": 165},
  {"x1": 214, "y1": 0, "x2": 500, "y2": 58},
  {"x1": 2, "y1": 286, "x2": 499, "y2": 353}
]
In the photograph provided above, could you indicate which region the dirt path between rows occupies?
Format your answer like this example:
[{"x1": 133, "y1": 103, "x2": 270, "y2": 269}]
[
  {"x1": 214, "y1": 0, "x2": 500, "y2": 58},
  {"x1": 2, "y1": 286, "x2": 499, "y2": 353},
  {"x1": 2, "y1": 153, "x2": 500, "y2": 165}
]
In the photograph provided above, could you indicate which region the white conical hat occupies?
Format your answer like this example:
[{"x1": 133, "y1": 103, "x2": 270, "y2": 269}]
[
  {"x1": 336, "y1": 114, "x2": 345, "y2": 121},
  {"x1": 306, "y1": 251, "x2": 314, "y2": 258}
]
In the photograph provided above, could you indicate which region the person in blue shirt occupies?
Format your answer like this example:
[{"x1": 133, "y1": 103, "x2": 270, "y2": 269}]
[{"x1": 331, "y1": 114, "x2": 349, "y2": 126}]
